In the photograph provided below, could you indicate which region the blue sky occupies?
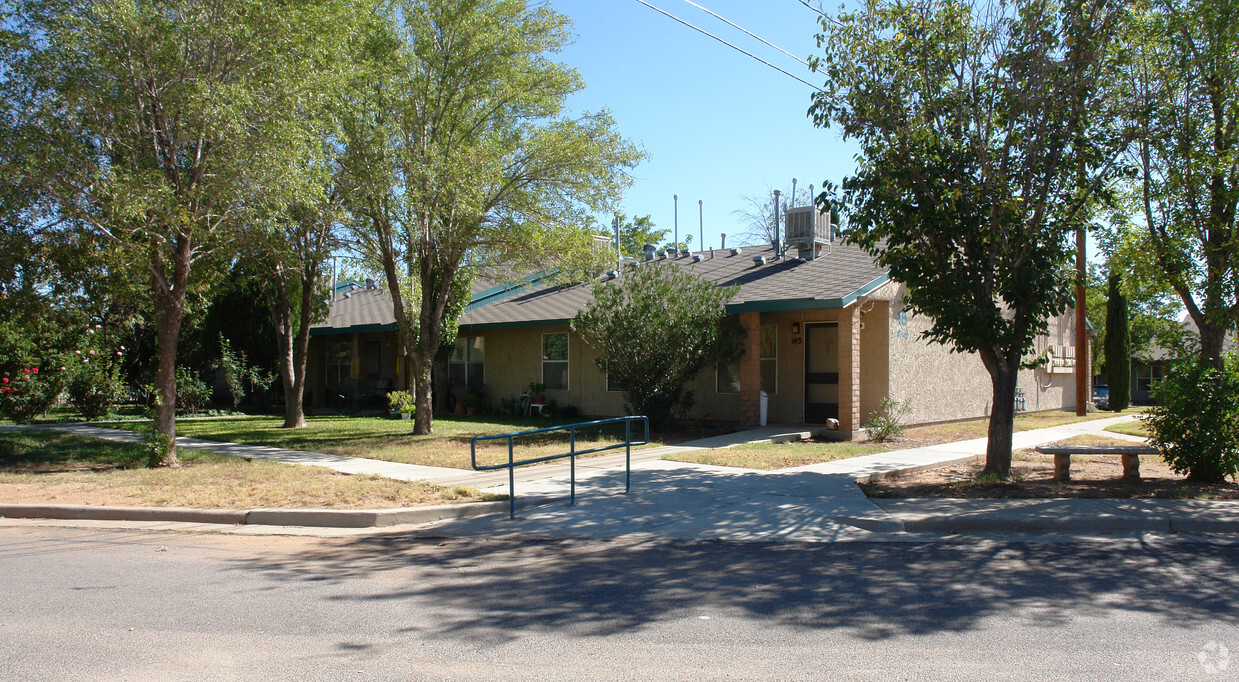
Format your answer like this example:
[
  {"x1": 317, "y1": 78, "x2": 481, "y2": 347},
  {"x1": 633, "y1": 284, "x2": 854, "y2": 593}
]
[{"x1": 549, "y1": 0, "x2": 853, "y2": 250}]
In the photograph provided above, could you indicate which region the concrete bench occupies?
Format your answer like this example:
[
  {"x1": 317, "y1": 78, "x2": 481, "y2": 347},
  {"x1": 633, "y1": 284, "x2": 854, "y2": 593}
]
[{"x1": 1033, "y1": 445, "x2": 1159, "y2": 481}]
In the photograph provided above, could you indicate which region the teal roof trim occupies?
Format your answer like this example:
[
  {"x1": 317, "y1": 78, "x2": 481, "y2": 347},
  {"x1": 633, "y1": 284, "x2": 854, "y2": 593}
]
[
  {"x1": 725, "y1": 273, "x2": 890, "y2": 314},
  {"x1": 466, "y1": 271, "x2": 557, "y2": 312}
]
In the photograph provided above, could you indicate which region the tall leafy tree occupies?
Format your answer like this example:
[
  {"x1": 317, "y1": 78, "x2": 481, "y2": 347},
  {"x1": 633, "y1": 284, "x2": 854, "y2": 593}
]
[
  {"x1": 340, "y1": 0, "x2": 641, "y2": 435},
  {"x1": 2, "y1": 0, "x2": 360, "y2": 464},
  {"x1": 1119, "y1": 0, "x2": 1239, "y2": 369},
  {"x1": 810, "y1": 0, "x2": 1126, "y2": 477},
  {"x1": 1104, "y1": 273, "x2": 1131, "y2": 410}
]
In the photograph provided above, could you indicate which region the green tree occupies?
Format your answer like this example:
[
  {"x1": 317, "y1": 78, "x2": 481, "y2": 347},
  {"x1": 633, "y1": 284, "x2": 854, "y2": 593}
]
[
  {"x1": 1104, "y1": 273, "x2": 1132, "y2": 410},
  {"x1": 340, "y1": 0, "x2": 641, "y2": 435},
  {"x1": 572, "y1": 265, "x2": 742, "y2": 430},
  {"x1": 1119, "y1": 0, "x2": 1239, "y2": 369},
  {"x1": 810, "y1": 0, "x2": 1126, "y2": 478},
  {"x1": 604, "y1": 214, "x2": 669, "y2": 258},
  {"x1": 2, "y1": 0, "x2": 360, "y2": 464}
]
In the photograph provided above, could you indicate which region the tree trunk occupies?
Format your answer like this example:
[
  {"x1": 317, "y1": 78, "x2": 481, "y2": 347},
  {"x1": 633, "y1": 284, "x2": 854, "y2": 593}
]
[
  {"x1": 1105, "y1": 273, "x2": 1131, "y2": 411},
  {"x1": 1198, "y1": 318, "x2": 1227, "y2": 370},
  {"x1": 410, "y1": 351, "x2": 433, "y2": 435},
  {"x1": 979, "y1": 350, "x2": 1019, "y2": 479},
  {"x1": 150, "y1": 245, "x2": 190, "y2": 468}
]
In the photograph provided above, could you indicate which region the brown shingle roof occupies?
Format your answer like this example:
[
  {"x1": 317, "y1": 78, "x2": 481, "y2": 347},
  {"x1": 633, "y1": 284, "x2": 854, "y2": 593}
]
[
  {"x1": 459, "y1": 242, "x2": 888, "y2": 329},
  {"x1": 312, "y1": 242, "x2": 890, "y2": 334}
]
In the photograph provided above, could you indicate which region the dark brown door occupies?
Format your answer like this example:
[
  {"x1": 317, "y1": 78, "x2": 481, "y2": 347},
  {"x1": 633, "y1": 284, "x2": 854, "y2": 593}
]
[{"x1": 805, "y1": 323, "x2": 839, "y2": 423}]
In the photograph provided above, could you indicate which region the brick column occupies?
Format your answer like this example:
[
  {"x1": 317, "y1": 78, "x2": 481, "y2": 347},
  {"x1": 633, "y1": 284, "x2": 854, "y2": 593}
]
[
  {"x1": 739, "y1": 312, "x2": 762, "y2": 427},
  {"x1": 839, "y1": 306, "x2": 861, "y2": 435}
]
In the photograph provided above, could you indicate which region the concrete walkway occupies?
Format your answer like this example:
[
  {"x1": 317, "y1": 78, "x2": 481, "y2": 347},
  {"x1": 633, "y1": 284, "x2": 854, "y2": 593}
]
[{"x1": 7, "y1": 413, "x2": 1216, "y2": 542}]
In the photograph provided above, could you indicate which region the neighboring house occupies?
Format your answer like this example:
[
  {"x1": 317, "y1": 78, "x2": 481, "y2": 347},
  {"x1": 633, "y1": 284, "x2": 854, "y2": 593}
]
[
  {"x1": 1108, "y1": 317, "x2": 1238, "y2": 404},
  {"x1": 306, "y1": 273, "x2": 555, "y2": 411},
  {"x1": 308, "y1": 228, "x2": 1088, "y2": 437}
]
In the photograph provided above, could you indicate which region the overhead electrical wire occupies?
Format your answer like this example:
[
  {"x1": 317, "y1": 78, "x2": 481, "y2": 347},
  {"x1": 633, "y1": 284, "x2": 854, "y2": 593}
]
[
  {"x1": 630, "y1": 0, "x2": 823, "y2": 92},
  {"x1": 680, "y1": 0, "x2": 808, "y2": 66}
]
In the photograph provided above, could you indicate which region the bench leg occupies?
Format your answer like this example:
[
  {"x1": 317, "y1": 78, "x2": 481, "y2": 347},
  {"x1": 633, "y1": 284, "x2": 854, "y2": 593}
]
[
  {"x1": 1122, "y1": 454, "x2": 1141, "y2": 481},
  {"x1": 1053, "y1": 453, "x2": 1071, "y2": 481}
]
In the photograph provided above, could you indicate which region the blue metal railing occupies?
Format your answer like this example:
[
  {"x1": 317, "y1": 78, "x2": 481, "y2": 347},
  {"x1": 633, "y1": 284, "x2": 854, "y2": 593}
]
[{"x1": 470, "y1": 416, "x2": 650, "y2": 519}]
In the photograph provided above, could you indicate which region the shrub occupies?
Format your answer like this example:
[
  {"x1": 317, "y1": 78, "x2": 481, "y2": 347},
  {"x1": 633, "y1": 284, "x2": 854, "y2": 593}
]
[
  {"x1": 387, "y1": 390, "x2": 416, "y2": 414},
  {"x1": 572, "y1": 264, "x2": 742, "y2": 430},
  {"x1": 67, "y1": 364, "x2": 127, "y2": 421},
  {"x1": 1144, "y1": 355, "x2": 1239, "y2": 483},
  {"x1": 217, "y1": 334, "x2": 275, "y2": 410},
  {"x1": 863, "y1": 397, "x2": 911, "y2": 442},
  {"x1": 175, "y1": 367, "x2": 213, "y2": 415},
  {"x1": 0, "y1": 368, "x2": 58, "y2": 422},
  {"x1": 65, "y1": 326, "x2": 129, "y2": 420}
]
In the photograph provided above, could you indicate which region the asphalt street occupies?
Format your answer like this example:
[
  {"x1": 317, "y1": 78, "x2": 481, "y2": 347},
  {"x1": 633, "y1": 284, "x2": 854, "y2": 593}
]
[{"x1": 3, "y1": 526, "x2": 1238, "y2": 680}]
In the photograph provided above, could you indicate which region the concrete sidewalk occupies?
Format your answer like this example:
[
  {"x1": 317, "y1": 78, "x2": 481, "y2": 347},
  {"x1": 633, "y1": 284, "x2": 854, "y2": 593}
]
[{"x1": 8, "y1": 413, "x2": 1232, "y2": 541}]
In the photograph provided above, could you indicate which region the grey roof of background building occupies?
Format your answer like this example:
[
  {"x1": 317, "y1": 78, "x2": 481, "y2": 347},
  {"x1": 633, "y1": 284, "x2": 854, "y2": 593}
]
[
  {"x1": 312, "y1": 242, "x2": 890, "y2": 335},
  {"x1": 458, "y1": 242, "x2": 888, "y2": 330}
]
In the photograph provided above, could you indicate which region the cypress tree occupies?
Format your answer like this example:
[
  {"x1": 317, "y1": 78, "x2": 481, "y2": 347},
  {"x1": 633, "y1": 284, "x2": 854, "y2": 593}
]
[{"x1": 1105, "y1": 273, "x2": 1131, "y2": 411}]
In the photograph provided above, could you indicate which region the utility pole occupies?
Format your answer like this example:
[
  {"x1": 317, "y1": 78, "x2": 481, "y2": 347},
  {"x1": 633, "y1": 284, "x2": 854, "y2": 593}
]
[{"x1": 1075, "y1": 226, "x2": 1088, "y2": 416}]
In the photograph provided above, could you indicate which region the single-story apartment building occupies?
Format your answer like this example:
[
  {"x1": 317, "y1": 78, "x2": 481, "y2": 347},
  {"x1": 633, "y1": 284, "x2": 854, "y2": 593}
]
[{"x1": 308, "y1": 233, "x2": 1088, "y2": 437}]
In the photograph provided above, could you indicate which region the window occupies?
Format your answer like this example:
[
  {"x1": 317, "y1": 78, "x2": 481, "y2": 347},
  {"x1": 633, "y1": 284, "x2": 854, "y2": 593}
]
[
  {"x1": 716, "y1": 361, "x2": 740, "y2": 394},
  {"x1": 716, "y1": 324, "x2": 777, "y2": 393},
  {"x1": 1136, "y1": 364, "x2": 1164, "y2": 394},
  {"x1": 542, "y1": 332, "x2": 569, "y2": 390},
  {"x1": 326, "y1": 340, "x2": 351, "y2": 388},
  {"x1": 760, "y1": 323, "x2": 777, "y2": 394},
  {"x1": 449, "y1": 336, "x2": 485, "y2": 387},
  {"x1": 606, "y1": 371, "x2": 624, "y2": 393}
]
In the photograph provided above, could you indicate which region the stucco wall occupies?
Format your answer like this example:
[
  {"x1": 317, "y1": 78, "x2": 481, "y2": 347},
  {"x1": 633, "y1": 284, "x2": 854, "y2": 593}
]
[{"x1": 882, "y1": 284, "x2": 1080, "y2": 424}]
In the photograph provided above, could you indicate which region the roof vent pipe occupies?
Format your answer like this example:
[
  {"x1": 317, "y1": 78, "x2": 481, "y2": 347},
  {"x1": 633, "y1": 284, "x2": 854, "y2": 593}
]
[
  {"x1": 692, "y1": 254, "x2": 702, "y2": 263},
  {"x1": 720, "y1": 233, "x2": 727, "y2": 250},
  {"x1": 773, "y1": 188, "x2": 782, "y2": 259}
]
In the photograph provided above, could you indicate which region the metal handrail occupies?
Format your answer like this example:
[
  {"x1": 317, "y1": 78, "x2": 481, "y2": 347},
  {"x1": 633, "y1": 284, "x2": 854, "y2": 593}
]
[{"x1": 470, "y1": 415, "x2": 650, "y2": 519}]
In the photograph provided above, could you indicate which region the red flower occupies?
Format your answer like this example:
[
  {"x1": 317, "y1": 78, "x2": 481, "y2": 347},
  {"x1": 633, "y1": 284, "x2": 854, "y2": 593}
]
[
  {"x1": 23, "y1": 368, "x2": 30, "y2": 374},
  {"x1": 31, "y1": 368, "x2": 38, "y2": 374}
]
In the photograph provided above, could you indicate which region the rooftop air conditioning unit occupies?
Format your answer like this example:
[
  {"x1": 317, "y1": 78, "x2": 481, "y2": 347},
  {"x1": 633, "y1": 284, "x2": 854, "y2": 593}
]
[{"x1": 784, "y1": 205, "x2": 832, "y2": 259}]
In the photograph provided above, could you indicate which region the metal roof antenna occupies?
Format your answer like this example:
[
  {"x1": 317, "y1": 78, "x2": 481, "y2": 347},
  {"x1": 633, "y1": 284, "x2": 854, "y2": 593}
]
[
  {"x1": 673, "y1": 194, "x2": 679, "y2": 252},
  {"x1": 698, "y1": 199, "x2": 703, "y2": 251}
]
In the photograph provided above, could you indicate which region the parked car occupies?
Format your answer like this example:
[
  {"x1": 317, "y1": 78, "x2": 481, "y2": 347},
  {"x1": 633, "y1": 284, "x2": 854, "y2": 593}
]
[{"x1": 1092, "y1": 385, "x2": 1109, "y2": 410}]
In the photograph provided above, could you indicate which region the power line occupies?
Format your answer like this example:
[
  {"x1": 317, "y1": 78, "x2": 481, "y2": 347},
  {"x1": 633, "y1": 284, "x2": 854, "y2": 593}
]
[
  {"x1": 680, "y1": 0, "x2": 808, "y2": 66},
  {"x1": 631, "y1": 0, "x2": 823, "y2": 92},
  {"x1": 798, "y1": 0, "x2": 827, "y2": 17}
]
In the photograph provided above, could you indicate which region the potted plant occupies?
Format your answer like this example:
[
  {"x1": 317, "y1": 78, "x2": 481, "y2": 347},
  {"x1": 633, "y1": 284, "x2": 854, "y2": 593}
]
[
  {"x1": 386, "y1": 390, "x2": 415, "y2": 420},
  {"x1": 463, "y1": 382, "x2": 485, "y2": 415},
  {"x1": 528, "y1": 381, "x2": 547, "y2": 405}
]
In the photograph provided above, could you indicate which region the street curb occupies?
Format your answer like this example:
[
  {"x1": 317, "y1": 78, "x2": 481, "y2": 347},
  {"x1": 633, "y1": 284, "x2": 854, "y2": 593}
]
[
  {"x1": 850, "y1": 454, "x2": 981, "y2": 485},
  {"x1": 894, "y1": 515, "x2": 1239, "y2": 535},
  {"x1": 0, "y1": 498, "x2": 530, "y2": 529}
]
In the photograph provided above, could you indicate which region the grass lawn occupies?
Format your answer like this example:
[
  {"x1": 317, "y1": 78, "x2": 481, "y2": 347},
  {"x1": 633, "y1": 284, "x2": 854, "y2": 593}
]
[
  {"x1": 0, "y1": 430, "x2": 501, "y2": 508},
  {"x1": 665, "y1": 440, "x2": 889, "y2": 470},
  {"x1": 665, "y1": 407, "x2": 1149, "y2": 471},
  {"x1": 900, "y1": 406, "x2": 1147, "y2": 443},
  {"x1": 1105, "y1": 420, "x2": 1150, "y2": 438},
  {"x1": 105, "y1": 414, "x2": 663, "y2": 470}
]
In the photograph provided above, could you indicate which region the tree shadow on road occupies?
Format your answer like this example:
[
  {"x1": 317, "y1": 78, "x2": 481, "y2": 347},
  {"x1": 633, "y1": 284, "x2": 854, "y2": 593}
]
[{"x1": 226, "y1": 533, "x2": 1239, "y2": 643}]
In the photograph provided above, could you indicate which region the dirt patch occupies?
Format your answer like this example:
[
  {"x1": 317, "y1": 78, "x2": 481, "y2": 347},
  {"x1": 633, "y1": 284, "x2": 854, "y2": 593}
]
[{"x1": 864, "y1": 442, "x2": 1239, "y2": 500}]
